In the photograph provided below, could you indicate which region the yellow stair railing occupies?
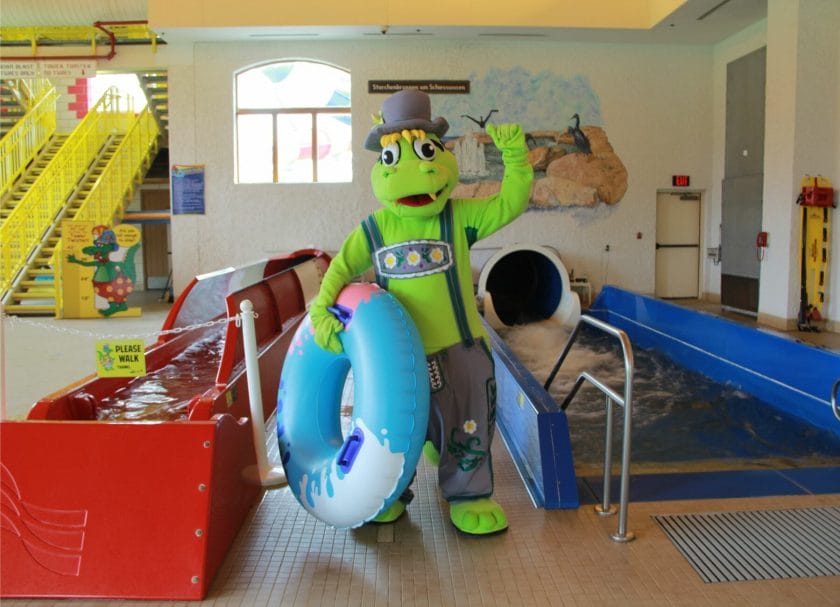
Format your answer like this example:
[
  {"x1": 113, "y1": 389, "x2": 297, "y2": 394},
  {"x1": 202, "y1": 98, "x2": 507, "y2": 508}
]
[
  {"x1": 0, "y1": 81, "x2": 57, "y2": 200},
  {"x1": 12, "y1": 78, "x2": 53, "y2": 108},
  {"x1": 0, "y1": 87, "x2": 134, "y2": 298},
  {"x1": 73, "y1": 108, "x2": 160, "y2": 226}
]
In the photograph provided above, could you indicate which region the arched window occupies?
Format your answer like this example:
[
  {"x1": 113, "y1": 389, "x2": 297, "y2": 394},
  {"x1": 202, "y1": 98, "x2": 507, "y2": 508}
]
[{"x1": 235, "y1": 60, "x2": 351, "y2": 184}]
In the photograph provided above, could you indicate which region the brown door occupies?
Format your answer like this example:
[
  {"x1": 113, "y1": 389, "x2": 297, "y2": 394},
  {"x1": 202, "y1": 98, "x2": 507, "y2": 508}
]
[
  {"x1": 655, "y1": 191, "x2": 701, "y2": 298},
  {"x1": 141, "y1": 189, "x2": 171, "y2": 290}
]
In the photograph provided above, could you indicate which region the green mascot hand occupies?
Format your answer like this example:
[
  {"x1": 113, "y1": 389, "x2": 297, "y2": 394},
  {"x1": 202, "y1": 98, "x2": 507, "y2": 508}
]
[
  {"x1": 310, "y1": 305, "x2": 344, "y2": 354},
  {"x1": 486, "y1": 123, "x2": 527, "y2": 154}
]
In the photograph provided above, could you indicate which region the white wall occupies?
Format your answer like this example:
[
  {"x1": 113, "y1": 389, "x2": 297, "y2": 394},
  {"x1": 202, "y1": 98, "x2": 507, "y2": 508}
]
[
  {"x1": 706, "y1": 0, "x2": 839, "y2": 329},
  {"x1": 100, "y1": 7, "x2": 839, "y2": 330},
  {"x1": 167, "y1": 38, "x2": 714, "y2": 297},
  {"x1": 760, "y1": 0, "x2": 839, "y2": 329},
  {"x1": 834, "y1": 1, "x2": 840, "y2": 331}
]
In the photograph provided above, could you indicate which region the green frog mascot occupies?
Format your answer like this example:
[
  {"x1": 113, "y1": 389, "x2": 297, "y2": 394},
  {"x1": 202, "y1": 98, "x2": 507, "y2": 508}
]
[{"x1": 311, "y1": 89, "x2": 533, "y2": 534}]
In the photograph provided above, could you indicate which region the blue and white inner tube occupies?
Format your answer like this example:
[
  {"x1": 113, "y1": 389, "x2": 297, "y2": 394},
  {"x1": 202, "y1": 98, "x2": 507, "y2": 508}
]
[{"x1": 277, "y1": 283, "x2": 429, "y2": 528}]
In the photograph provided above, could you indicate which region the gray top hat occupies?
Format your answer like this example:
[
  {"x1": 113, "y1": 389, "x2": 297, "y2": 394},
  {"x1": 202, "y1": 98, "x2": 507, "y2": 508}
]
[{"x1": 364, "y1": 89, "x2": 449, "y2": 151}]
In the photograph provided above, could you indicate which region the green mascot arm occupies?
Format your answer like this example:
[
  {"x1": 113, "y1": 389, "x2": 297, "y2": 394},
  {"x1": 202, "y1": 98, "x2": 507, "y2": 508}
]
[
  {"x1": 464, "y1": 123, "x2": 533, "y2": 239},
  {"x1": 310, "y1": 225, "x2": 374, "y2": 353}
]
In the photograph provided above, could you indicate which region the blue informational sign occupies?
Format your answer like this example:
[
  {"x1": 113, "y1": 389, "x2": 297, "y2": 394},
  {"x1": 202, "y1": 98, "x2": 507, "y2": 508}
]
[{"x1": 171, "y1": 165, "x2": 205, "y2": 214}]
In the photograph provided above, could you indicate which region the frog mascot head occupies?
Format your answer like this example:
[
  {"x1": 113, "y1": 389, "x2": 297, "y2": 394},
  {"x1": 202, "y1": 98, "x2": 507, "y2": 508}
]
[{"x1": 365, "y1": 89, "x2": 460, "y2": 219}]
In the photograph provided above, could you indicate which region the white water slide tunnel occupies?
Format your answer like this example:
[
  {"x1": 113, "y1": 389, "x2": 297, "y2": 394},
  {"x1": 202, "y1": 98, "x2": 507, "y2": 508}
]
[{"x1": 478, "y1": 244, "x2": 581, "y2": 329}]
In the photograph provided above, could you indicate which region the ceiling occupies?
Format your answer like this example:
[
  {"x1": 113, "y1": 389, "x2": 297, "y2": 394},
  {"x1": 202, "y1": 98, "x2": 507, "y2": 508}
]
[{"x1": 0, "y1": 0, "x2": 768, "y2": 46}]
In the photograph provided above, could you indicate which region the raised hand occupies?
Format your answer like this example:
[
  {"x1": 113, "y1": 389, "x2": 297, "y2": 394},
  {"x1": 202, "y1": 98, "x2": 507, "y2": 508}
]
[{"x1": 486, "y1": 123, "x2": 527, "y2": 153}]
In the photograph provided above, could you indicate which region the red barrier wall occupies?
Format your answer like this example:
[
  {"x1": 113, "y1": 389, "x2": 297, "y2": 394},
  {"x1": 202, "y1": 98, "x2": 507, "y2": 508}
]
[{"x1": 1, "y1": 251, "x2": 330, "y2": 599}]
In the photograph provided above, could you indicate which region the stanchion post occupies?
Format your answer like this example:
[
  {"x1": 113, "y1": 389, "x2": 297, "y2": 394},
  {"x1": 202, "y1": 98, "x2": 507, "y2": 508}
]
[
  {"x1": 239, "y1": 300, "x2": 287, "y2": 488},
  {"x1": 0, "y1": 303, "x2": 6, "y2": 421}
]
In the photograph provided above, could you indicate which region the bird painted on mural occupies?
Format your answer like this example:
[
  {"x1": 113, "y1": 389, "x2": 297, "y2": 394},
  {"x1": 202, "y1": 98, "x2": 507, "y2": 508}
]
[
  {"x1": 568, "y1": 113, "x2": 592, "y2": 155},
  {"x1": 461, "y1": 109, "x2": 498, "y2": 129},
  {"x1": 525, "y1": 133, "x2": 539, "y2": 150}
]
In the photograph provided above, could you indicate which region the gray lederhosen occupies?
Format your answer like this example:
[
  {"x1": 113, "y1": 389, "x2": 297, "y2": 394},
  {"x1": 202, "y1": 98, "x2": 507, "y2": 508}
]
[
  {"x1": 425, "y1": 340, "x2": 496, "y2": 500},
  {"x1": 362, "y1": 203, "x2": 496, "y2": 502}
]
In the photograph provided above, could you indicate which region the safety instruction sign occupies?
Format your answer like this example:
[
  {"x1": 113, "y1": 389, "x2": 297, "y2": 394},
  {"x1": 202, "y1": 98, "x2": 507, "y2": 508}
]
[
  {"x1": 0, "y1": 60, "x2": 97, "y2": 79},
  {"x1": 171, "y1": 165, "x2": 206, "y2": 214},
  {"x1": 96, "y1": 339, "x2": 147, "y2": 377}
]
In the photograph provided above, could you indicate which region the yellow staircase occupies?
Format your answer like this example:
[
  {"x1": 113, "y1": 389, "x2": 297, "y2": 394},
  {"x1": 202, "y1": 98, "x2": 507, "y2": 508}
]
[
  {"x1": 1, "y1": 134, "x2": 68, "y2": 220},
  {"x1": 1, "y1": 87, "x2": 160, "y2": 316},
  {"x1": 139, "y1": 71, "x2": 169, "y2": 145},
  {"x1": 0, "y1": 79, "x2": 57, "y2": 201},
  {"x1": 0, "y1": 81, "x2": 27, "y2": 138}
]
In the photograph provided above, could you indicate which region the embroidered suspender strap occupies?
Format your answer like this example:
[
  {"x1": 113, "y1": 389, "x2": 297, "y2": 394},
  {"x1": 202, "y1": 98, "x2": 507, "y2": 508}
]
[
  {"x1": 440, "y1": 203, "x2": 474, "y2": 347},
  {"x1": 361, "y1": 215, "x2": 388, "y2": 289}
]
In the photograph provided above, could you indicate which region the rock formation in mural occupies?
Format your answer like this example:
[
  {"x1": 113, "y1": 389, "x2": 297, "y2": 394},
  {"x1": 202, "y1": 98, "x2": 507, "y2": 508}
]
[{"x1": 449, "y1": 120, "x2": 628, "y2": 208}]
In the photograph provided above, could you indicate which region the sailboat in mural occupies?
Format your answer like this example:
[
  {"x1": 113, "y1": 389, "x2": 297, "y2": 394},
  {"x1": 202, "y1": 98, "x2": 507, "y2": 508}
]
[{"x1": 452, "y1": 132, "x2": 489, "y2": 178}]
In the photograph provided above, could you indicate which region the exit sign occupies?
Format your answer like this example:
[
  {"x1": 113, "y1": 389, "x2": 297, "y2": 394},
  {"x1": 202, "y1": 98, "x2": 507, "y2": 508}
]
[{"x1": 672, "y1": 175, "x2": 690, "y2": 187}]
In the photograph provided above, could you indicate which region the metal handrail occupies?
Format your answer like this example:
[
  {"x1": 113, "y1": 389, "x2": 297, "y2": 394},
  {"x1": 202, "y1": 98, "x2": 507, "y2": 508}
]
[
  {"x1": 2, "y1": 106, "x2": 159, "y2": 312},
  {"x1": 544, "y1": 314, "x2": 635, "y2": 543},
  {"x1": 0, "y1": 87, "x2": 132, "y2": 299},
  {"x1": 0, "y1": 84, "x2": 57, "y2": 199}
]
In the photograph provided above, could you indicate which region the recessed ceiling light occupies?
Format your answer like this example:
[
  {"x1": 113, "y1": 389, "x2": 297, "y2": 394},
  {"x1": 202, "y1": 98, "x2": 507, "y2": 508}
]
[{"x1": 248, "y1": 33, "x2": 319, "y2": 38}]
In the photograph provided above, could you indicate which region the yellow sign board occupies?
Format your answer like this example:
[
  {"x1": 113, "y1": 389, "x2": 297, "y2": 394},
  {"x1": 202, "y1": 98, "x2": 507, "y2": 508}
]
[{"x1": 96, "y1": 339, "x2": 147, "y2": 377}]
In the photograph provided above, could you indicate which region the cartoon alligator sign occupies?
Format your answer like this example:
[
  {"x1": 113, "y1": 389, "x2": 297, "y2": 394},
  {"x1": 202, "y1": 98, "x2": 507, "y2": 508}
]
[{"x1": 62, "y1": 222, "x2": 142, "y2": 318}]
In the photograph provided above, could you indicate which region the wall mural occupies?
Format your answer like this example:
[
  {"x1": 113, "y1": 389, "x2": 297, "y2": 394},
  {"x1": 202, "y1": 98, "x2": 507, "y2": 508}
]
[{"x1": 436, "y1": 67, "x2": 628, "y2": 209}]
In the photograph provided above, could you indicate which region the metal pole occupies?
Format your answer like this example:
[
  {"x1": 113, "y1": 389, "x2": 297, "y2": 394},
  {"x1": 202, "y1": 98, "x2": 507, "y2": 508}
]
[
  {"x1": 596, "y1": 394, "x2": 617, "y2": 516},
  {"x1": 561, "y1": 315, "x2": 635, "y2": 542},
  {"x1": 613, "y1": 332, "x2": 635, "y2": 542},
  {"x1": 0, "y1": 303, "x2": 6, "y2": 421},
  {"x1": 239, "y1": 299, "x2": 287, "y2": 488}
]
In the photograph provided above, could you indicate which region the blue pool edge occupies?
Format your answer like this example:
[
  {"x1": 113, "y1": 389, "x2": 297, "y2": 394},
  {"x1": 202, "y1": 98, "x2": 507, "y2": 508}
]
[{"x1": 486, "y1": 287, "x2": 840, "y2": 507}]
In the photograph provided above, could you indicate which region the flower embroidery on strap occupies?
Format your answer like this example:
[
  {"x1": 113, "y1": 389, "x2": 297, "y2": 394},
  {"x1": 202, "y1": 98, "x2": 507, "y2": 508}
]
[{"x1": 375, "y1": 240, "x2": 453, "y2": 279}]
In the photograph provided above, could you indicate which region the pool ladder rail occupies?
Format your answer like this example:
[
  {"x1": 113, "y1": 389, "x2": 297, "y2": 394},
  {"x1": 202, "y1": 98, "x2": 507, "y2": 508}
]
[
  {"x1": 833, "y1": 378, "x2": 840, "y2": 422},
  {"x1": 544, "y1": 314, "x2": 635, "y2": 543}
]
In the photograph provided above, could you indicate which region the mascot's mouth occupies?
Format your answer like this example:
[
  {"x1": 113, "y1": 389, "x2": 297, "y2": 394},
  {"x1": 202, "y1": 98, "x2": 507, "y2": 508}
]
[{"x1": 397, "y1": 189, "x2": 444, "y2": 207}]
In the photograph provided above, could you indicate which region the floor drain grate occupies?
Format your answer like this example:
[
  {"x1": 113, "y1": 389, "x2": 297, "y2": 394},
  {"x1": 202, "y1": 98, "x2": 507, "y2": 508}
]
[{"x1": 653, "y1": 506, "x2": 840, "y2": 583}]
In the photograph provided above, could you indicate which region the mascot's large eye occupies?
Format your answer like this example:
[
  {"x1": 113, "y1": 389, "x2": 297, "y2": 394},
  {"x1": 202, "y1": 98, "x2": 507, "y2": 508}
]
[
  {"x1": 381, "y1": 142, "x2": 401, "y2": 166},
  {"x1": 413, "y1": 138, "x2": 437, "y2": 160}
]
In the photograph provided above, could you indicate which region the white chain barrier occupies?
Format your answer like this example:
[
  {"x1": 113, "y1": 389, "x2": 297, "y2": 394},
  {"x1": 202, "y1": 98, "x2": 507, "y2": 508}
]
[
  {"x1": 0, "y1": 312, "x2": 244, "y2": 341},
  {"x1": 2, "y1": 302, "x2": 284, "y2": 487}
]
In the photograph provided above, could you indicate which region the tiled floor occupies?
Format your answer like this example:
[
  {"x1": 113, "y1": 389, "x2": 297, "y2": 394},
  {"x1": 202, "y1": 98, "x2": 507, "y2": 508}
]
[{"x1": 2, "y1": 293, "x2": 839, "y2": 605}]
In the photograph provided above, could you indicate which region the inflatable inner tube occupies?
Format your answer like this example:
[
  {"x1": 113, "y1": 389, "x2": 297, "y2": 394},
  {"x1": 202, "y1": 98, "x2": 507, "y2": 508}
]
[{"x1": 277, "y1": 283, "x2": 429, "y2": 528}]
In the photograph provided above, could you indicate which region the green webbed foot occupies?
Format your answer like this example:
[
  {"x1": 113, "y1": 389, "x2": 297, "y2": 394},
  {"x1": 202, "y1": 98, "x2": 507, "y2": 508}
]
[
  {"x1": 422, "y1": 440, "x2": 440, "y2": 466},
  {"x1": 449, "y1": 498, "x2": 508, "y2": 535},
  {"x1": 370, "y1": 499, "x2": 406, "y2": 524}
]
